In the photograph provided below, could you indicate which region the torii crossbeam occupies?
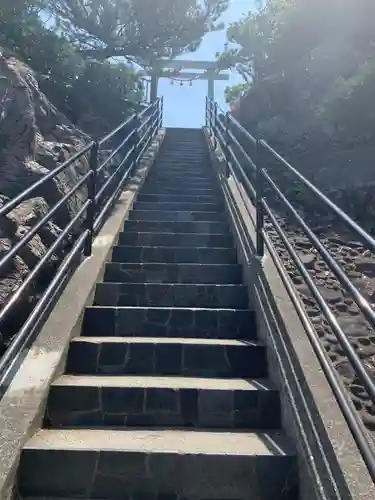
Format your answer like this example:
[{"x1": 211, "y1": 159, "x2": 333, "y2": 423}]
[{"x1": 139, "y1": 59, "x2": 229, "y2": 102}]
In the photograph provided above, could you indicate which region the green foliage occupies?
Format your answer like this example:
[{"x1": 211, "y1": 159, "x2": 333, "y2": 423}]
[
  {"x1": 219, "y1": 0, "x2": 296, "y2": 82},
  {"x1": 221, "y1": 0, "x2": 375, "y2": 143},
  {"x1": 0, "y1": 0, "x2": 141, "y2": 133},
  {"x1": 224, "y1": 83, "x2": 251, "y2": 103},
  {"x1": 1, "y1": 0, "x2": 229, "y2": 135},
  {"x1": 318, "y1": 60, "x2": 375, "y2": 141},
  {"x1": 46, "y1": 0, "x2": 229, "y2": 64},
  {"x1": 68, "y1": 61, "x2": 142, "y2": 130}
]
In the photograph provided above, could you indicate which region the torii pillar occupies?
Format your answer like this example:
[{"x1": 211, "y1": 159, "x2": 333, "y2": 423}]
[
  {"x1": 207, "y1": 72, "x2": 215, "y2": 102},
  {"x1": 150, "y1": 72, "x2": 159, "y2": 102}
]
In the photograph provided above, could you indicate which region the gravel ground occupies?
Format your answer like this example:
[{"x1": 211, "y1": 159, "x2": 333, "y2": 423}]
[{"x1": 266, "y1": 219, "x2": 375, "y2": 432}]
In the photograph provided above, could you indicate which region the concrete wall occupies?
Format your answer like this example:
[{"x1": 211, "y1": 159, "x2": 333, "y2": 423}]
[
  {"x1": 204, "y1": 129, "x2": 375, "y2": 500},
  {"x1": 0, "y1": 130, "x2": 165, "y2": 500}
]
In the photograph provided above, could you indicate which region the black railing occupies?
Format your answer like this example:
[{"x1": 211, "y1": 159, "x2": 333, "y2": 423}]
[
  {"x1": 0, "y1": 97, "x2": 163, "y2": 392},
  {"x1": 206, "y1": 97, "x2": 375, "y2": 483}
]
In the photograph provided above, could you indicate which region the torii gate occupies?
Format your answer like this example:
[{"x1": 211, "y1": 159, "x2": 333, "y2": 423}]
[{"x1": 140, "y1": 60, "x2": 229, "y2": 102}]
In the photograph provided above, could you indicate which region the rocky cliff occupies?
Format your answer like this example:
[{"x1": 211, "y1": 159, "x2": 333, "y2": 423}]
[{"x1": 0, "y1": 52, "x2": 91, "y2": 353}]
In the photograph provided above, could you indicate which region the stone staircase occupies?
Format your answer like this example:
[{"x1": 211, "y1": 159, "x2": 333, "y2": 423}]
[{"x1": 16, "y1": 128, "x2": 299, "y2": 500}]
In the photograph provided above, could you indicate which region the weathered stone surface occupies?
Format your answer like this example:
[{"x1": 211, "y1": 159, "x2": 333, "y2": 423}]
[
  {"x1": 0, "y1": 52, "x2": 91, "y2": 349},
  {"x1": 45, "y1": 378, "x2": 280, "y2": 430},
  {"x1": 355, "y1": 258, "x2": 375, "y2": 276},
  {"x1": 267, "y1": 216, "x2": 375, "y2": 434},
  {"x1": 66, "y1": 338, "x2": 267, "y2": 378},
  {"x1": 300, "y1": 253, "x2": 316, "y2": 269},
  {"x1": 82, "y1": 306, "x2": 256, "y2": 340}
]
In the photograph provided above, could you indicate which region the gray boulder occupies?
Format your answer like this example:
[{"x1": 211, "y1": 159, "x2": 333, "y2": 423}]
[{"x1": 0, "y1": 52, "x2": 92, "y2": 351}]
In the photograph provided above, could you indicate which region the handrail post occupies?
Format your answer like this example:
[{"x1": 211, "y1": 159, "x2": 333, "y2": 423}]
[
  {"x1": 159, "y1": 97, "x2": 164, "y2": 131},
  {"x1": 255, "y1": 140, "x2": 265, "y2": 258},
  {"x1": 213, "y1": 102, "x2": 218, "y2": 135},
  {"x1": 208, "y1": 99, "x2": 213, "y2": 134},
  {"x1": 157, "y1": 98, "x2": 160, "y2": 132},
  {"x1": 153, "y1": 100, "x2": 158, "y2": 136},
  {"x1": 84, "y1": 140, "x2": 99, "y2": 256},
  {"x1": 205, "y1": 97, "x2": 208, "y2": 128},
  {"x1": 224, "y1": 112, "x2": 231, "y2": 178},
  {"x1": 130, "y1": 113, "x2": 140, "y2": 176}
]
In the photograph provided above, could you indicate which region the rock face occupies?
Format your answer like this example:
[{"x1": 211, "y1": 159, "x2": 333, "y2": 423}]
[{"x1": 0, "y1": 52, "x2": 91, "y2": 353}]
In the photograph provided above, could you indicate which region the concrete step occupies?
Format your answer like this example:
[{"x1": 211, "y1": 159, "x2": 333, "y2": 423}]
[
  {"x1": 81, "y1": 306, "x2": 256, "y2": 339},
  {"x1": 94, "y1": 282, "x2": 248, "y2": 309},
  {"x1": 157, "y1": 164, "x2": 209, "y2": 169},
  {"x1": 123, "y1": 220, "x2": 230, "y2": 234},
  {"x1": 158, "y1": 149, "x2": 206, "y2": 154},
  {"x1": 147, "y1": 167, "x2": 211, "y2": 173},
  {"x1": 134, "y1": 202, "x2": 222, "y2": 212},
  {"x1": 158, "y1": 160, "x2": 209, "y2": 165},
  {"x1": 151, "y1": 169, "x2": 212, "y2": 177},
  {"x1": 161, "y1": 150, "x2": 207, "y2": 155},
  {"x1": 143, "y1": 180, "x2": 215, "y2": 190},
  {"x1": 94, "y1": 283, "x2": 248, "y2": 308},
  {"x1": 46, "y1": 375, "x2": 280, "y2": 429},
  {"x1": 160, "y1": 151, "x2": 207, "y2": 155},
  {"x1": 154, "y1": 155, "x2": 209, "y2": 160},
  {"x1": 103, "y1": 262, "x2": 242, "y2": 284},
  {"x1": 150, "y1": 173, "x2": 212, "y2": 178},
  {"x1": 66, "y1": 337, "x2": 268, "y2": 378},
  {"x1": 128, "y1": 210, "x2": 225, "y2": 222},
  {"x1": 118, "y1": 232, "x2": 233, "y2": 248},
  {"x1": 162, "y1": 153, "x2": 209, "y2": 159},
  {"x1": 146, "y1": 175, "x2": 215, "y2": 185},
  {"x1": 141, "y1": 186, "x2": 218, "y2": 195},
  {"x1": 163, "y1": 143, "x2": 206, "y2": 147},
  {"x1": 19, "y1": 429, "x2": 298, "y2": 499},
  {"x1": 152, "y1": 164, "x2": 210, "y2": 171},
  {"x1": 148, "y1": 167, "x2": 212, "y2": 174},
  {"x1": 111, "y1": 246, "x2": 237, "y2": 265},
  {"x1": 137, "y1": 193, "x2": 218, "y2": 203},
  {"x1": 21, "y1": 498, "x2": 109, "y2": 500},
  {"x1": 161, "y1": 153, "x2": 208, "y2": 158}
]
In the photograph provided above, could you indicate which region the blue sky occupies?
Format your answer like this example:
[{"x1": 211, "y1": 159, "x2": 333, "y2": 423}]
[{"x1": 161, "y1": 0, "x2": 255, "y2": 128}]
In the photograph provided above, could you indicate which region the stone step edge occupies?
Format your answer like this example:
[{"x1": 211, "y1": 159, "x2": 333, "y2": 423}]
[
  {"x1": 130, "y1": 210, "x2": 224, "y2": 215},
  {"x1": 52, "y1": 375, "x2": 273, "y2": 392},
  {"x1": 105, "y1": 262, "x2": 241, "y2": 268},
  {"x1": 145, "y1": 177, "x2": 215, "y2": 181},
  {"x1": 137, "y1": 195, "x2": 218, "y2": 199},
  {"x1": 98, "y1": 282, "x2": 245, "y2": 289},
  {"x1": 141, "y1": 187, "x2": 218, "y2": 191},
  {"x1": 85, "y1": 306, "x2": 253, "y2": 312},
  {"x1": 113, "y1": 245, "x2": 235, "y2": 251},
  {"x1": 71, "y1": 336, "x2": 262, "y2": 347},
  {"x1": 124, "y1": 221, "x2": 228, "y2": 226},
  {"x1": 122, "y1": 226, "x2": 230, "y2": 233},
  {"x1": 24, "y1": 428, "x2": 295, "y2": 456},
  {"x1": 119, "y1": 231, "x2": 232, "y2": 237},
  {"x1": 134, "y1": 202, "x2": 222, "y2": 206}
]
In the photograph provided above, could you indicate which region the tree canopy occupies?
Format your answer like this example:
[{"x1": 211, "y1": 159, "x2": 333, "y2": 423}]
[
  {"x1": 47, "y1": 0, "x2": 229, "y2": 65},
  {"x1": 221, "y1": 0, "x2": 375, "y2": 84},
  {"x1": 0, "y1": 0, "x2": 142, "y2": 135},
  {"x1": 220, "y1": 0, "x2": 375, "y2": 145}
]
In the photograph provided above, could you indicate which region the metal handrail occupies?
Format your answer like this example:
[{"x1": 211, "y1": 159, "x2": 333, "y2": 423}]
[
  {"x1": 0, "y1": 97, "x2": 163, "y2": 392},
  {"x1": 206, "y1": 97, "x2": 375, "y2": 484}
]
